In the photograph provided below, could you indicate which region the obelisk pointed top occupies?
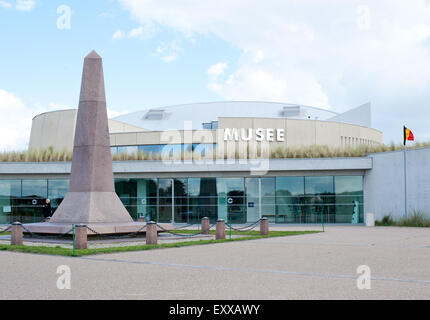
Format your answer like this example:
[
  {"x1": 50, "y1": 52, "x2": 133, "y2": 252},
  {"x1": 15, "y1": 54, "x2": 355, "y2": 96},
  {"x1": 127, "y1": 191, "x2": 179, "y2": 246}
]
[
  {"x1": 85, "y1": 50, "x2": 101, "y2": 59},
  {"x1": 79, "y1": 50, "x2": 106, "y2": 102}
]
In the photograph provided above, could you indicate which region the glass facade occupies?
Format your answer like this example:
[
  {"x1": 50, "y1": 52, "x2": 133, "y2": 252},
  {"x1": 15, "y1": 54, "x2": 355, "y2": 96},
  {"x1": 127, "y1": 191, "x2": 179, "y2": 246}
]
[{"x1": 0, "y1": 176, "x2": 364, "y2": 224}]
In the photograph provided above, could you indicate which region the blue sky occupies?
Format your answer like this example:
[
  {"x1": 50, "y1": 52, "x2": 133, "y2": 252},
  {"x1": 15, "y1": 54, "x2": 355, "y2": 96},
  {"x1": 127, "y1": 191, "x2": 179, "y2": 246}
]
[{"x1": 1, "y1": 0, "x2": 430, "y2": 149}]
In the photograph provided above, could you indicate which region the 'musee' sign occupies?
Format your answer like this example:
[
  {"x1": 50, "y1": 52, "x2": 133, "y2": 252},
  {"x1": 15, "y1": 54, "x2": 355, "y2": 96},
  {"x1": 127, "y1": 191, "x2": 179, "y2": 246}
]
[{"x1": 224, "y1": 128, "x2": 285, "y2": 142}]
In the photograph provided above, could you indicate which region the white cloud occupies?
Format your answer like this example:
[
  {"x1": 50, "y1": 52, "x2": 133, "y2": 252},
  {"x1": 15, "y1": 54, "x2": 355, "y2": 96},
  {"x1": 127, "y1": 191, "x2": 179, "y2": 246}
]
[
  {"x1": 119, "y1": 0, "x2": 430, "y2": 142},
  {"x1": 0, "y1": 89, "x2": 34, "y2": 150},
  {"x1": 127, "y1": 23, "x2": 156, "y2": 39},
  {"x1": 207, "y1": 62, "x2": 227, "y2": 77},
  {"x1": 154, "y1": 40, "x2": 183, "y2": 63},
  {"x1": 15, "y1": 0, "x2": 35, "y2": 11},
  {"x1": 112, "y1": 29, "x2": 125, "y2": 40},
  {"x1": 0, "y1": 90, "x2": 74, "y2": 150},
  {"x1": 0, "y1": 1, "x2": 11, "y2": 8}
]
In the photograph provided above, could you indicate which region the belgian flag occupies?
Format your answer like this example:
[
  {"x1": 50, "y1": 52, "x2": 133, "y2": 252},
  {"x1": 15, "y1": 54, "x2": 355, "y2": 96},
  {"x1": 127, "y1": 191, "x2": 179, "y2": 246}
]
[{"x1": 404, "y1": 126, "x2": 414, "y2": 145}]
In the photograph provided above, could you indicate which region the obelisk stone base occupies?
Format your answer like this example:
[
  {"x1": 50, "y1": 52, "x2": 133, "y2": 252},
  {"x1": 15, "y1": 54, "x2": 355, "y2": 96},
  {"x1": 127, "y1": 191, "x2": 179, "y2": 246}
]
[
  {"x1": 22, "y1": 222, "x2": 173, "y2": 235},
  {"x1": 50, "y1": 192, "x2": 132, "y2": 223}
]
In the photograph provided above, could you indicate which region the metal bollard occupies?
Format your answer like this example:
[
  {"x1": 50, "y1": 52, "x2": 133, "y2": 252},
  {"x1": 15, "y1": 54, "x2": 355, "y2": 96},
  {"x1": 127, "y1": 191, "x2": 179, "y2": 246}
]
[
  {"x1": 138, "y1": 216, "x2": 146, "y2": 222},
  {"x1": 146, "y1": 221, "x2": 158, "y2": 245},
  {"x1": 260, "y1": 217, "x2": 269, "y2": 236},
  {"x1": 11, "y1": 222, "x2": 23, "y2": 246},
  {"x1": 216, "y1": 219, "x2": 226, "y2": 240},
  {"x1": 201, "y1": 217, "x2": 210, "y2": 235},
  {"x1": 74, "y1": 225, "x2": 88, "y2": 249}
]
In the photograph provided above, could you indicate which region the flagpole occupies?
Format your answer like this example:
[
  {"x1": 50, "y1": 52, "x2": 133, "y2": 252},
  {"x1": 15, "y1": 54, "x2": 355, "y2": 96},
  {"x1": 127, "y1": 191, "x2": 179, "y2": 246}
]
[{"x1": 403, "y1": 127, "x2": 408, "y2": 219}]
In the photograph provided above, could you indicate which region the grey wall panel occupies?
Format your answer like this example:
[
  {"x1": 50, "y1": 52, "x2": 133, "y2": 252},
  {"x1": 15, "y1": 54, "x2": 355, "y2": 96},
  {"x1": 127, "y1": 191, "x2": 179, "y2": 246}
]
[{"x1": 364, "y1": 147, "x2": 430, "y2": 220}]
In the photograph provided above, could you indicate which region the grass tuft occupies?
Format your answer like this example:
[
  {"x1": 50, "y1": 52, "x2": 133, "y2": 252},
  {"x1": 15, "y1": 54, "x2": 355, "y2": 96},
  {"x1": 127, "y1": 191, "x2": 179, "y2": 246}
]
[
  {"x1": 1, "y1": 141, "x2": 430, "y2": 162},
  {"x1": 375, "y1": 210, "x2": 430, "y2": 227}
]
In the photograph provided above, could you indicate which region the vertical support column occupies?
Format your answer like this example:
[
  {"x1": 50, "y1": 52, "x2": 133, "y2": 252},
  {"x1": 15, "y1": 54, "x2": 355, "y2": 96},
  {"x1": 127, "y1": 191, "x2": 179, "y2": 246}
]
[
  {"x1": 201, "y1": 217, "x2": 210, "y2": 235},
  {"x1": 260, "y1": 217, "x2": 269, "y2": 236},
  {"x1": 258, "y1": 178, "x2": 262, "y2": 219},
  {"x1": 11, "y1": 222, "x2": 23, "y2": 246},
  {"x1": 216, "y1": 219, "x2": 225, "y2": 240},
  {"x1": 146, "y1": 221, "x2": 158, "y2": 245},
  {"x1": 74, "y1": 224, "x2": 88, "y2": 249},
  {"x1": 171, "y1": 178, "x2": 175, "y2": 223}
]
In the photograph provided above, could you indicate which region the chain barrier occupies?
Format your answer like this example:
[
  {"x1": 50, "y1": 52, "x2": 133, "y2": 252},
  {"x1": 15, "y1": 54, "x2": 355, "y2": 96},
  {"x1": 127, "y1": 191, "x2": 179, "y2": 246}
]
[
  {"x1": 173, "y1": 223, "x2": 196, "y2": 230},
  {"x1": 224, "y1": 219, "x2": 262, "y2": 232},
  {"x1": 156, "y1": 222, "x2": 216, "y2": 238},
  {"x1": 84, "y1": 224, "x2": 148, "y2": 240},
  {"x1": 21, "y1": 224, "x2": 74, "y2": 239},
  {"x1": 0, "y1": 225, "x2": 12, "y2": 234}
]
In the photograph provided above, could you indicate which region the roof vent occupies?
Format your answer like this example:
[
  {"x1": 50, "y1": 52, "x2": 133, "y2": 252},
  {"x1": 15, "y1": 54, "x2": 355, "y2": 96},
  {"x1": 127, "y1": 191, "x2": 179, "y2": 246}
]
[
  {"x1": 279, "y1": 105, "x2": 301, "y2": 117},
  {"x1": 143, "y1": 109, "x2": 166, "y2": 120},
  {"x1": 202, "y1": 121, "x2": 218, "y2": 130}
]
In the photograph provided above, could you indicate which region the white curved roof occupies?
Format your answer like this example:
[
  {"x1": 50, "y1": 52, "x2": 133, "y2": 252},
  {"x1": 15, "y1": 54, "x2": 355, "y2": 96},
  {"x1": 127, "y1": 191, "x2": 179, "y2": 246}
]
[{"x1": 112, "y1": 101, "x2": 339, "y2": 131}]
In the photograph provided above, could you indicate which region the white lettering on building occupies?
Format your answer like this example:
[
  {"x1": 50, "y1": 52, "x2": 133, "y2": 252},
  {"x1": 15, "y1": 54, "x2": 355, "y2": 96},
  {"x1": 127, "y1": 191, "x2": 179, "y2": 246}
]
[{"x1": 223, "y1": 128, "x2": 285, "y2": 142}]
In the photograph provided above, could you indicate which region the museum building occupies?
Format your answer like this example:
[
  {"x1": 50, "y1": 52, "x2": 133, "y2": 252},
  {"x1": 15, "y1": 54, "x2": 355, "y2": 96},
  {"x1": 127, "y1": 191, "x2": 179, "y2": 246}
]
[{"x1": 1, "y1": 100, "x2": 428, "y2": 225}]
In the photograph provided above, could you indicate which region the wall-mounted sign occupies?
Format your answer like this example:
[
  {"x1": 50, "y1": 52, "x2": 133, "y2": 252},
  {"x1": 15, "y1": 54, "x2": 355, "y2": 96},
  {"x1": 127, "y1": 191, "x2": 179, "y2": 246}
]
[
  {"x1": 227, "y1": 197, "x2": 233, "y2": 204},
  {"x1": 224, "y1": 128, "x2": 285, "y2": 142},
  {"x1": 248, "y1": 202, "x2": 255, "y2": 208},
  {"x1": 32, "y1": 199, "x2": 37, "y2": 205}
]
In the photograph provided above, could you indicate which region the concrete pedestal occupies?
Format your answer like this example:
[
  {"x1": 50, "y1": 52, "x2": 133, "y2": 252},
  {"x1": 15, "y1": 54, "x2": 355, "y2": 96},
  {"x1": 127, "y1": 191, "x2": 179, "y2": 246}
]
[
  {"x1": 146, "y1": 222, "x2": 158, "y2": 245},
  {"x1": 74, "y1": 225, "x2": 87, "y2": 249},
  {"x1": 201, "y1": 217, "x2": 210, "y2": 235},
  {"x1": 260, "y1": 218, "x2": 269, "y2": 235},
  {"x1": 216, "y1": 219, "x2": 225, "y2": 240},
  {"x1": 11, "y1": 222, "x2": 23, "y2": 246}
]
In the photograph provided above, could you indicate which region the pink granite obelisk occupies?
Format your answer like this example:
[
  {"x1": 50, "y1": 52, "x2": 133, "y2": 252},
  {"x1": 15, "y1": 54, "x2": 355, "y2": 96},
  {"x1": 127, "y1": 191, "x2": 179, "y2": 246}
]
[{"x1": 50, "y1": 50, "x2": 132, "y2": 223}]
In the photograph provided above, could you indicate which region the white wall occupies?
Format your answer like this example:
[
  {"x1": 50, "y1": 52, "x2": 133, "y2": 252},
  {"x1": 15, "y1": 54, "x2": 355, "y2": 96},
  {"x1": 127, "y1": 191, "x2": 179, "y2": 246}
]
[{"x1": 364, "y1": 147, "x2": 430, "y2": 220}]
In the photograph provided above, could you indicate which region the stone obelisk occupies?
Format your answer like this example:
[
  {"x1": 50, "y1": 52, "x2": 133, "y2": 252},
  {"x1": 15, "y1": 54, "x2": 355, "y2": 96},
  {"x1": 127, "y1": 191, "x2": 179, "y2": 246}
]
[{"x1": 50, "y1": 50, "x2": 132, "y2": 223}]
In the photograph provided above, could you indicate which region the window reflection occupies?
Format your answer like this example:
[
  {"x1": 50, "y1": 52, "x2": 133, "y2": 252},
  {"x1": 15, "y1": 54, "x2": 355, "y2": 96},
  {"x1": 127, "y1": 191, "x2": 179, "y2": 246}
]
[{"x1": 0, "y1": 175, "x2": 364, "y2": 224}]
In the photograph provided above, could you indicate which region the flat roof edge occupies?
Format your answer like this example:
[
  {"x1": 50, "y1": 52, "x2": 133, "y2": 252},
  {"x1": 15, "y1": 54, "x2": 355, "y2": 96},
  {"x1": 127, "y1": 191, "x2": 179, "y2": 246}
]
[{"x1": 0, "y1": 158, "x2": 372, "y2": 175}]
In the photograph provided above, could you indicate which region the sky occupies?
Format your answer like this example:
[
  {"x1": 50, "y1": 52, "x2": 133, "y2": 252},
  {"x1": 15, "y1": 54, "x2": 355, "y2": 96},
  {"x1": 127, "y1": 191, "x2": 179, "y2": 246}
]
[{"x1": 0, "y1": 0, "x2": 430, "y2": 150}]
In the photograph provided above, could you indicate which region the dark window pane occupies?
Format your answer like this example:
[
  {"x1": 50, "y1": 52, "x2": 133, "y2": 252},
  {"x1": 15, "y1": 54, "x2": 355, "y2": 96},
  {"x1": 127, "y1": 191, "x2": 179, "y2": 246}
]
[
  {"x1": 0, "y1": 180, "x2": 21, "y2": 224},
  {"x1": 20, "y1": 180, "x2": 48, "y2": 223},
  {"x1": 48, "y1": 179, "x2": 69, "y2": 211},
  {"x1": 276, "y1": 177, "x2": 305, "y2": 223}
]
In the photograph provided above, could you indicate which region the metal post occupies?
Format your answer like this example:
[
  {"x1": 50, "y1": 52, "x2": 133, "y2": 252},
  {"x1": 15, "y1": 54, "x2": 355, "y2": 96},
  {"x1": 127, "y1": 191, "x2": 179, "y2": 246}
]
[
  {"x1": 72, "y1": 224, "x2": 75, "y2": 256},
  {"x1": 404, "y1": 146, "x2": 408, "y2": 218},
  {"x1": 229, "y1": 215, "x2": 232, "y2": 240},
  {"x1": 321, "y1": 210, "x2": 324, "y2": 232},
  {"x1": 258, "y1": 178, "x2": 262, "y2": 219},
  {"x1": 171, "y1": 178, "x2": 175, "y2": 223}
]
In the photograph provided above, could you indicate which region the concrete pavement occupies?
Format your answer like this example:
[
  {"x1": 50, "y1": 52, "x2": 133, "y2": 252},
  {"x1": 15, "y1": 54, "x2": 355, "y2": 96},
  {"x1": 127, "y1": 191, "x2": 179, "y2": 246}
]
[{"x1": 0, "y1": 226, "x2": 430, "y2": 299}]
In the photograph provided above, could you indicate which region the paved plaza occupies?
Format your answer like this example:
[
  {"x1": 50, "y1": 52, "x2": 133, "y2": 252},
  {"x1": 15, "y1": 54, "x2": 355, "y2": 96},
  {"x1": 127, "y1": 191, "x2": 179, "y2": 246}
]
[{"x1": 1, "y1": 226, "x2": 430, "y2": 299}]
